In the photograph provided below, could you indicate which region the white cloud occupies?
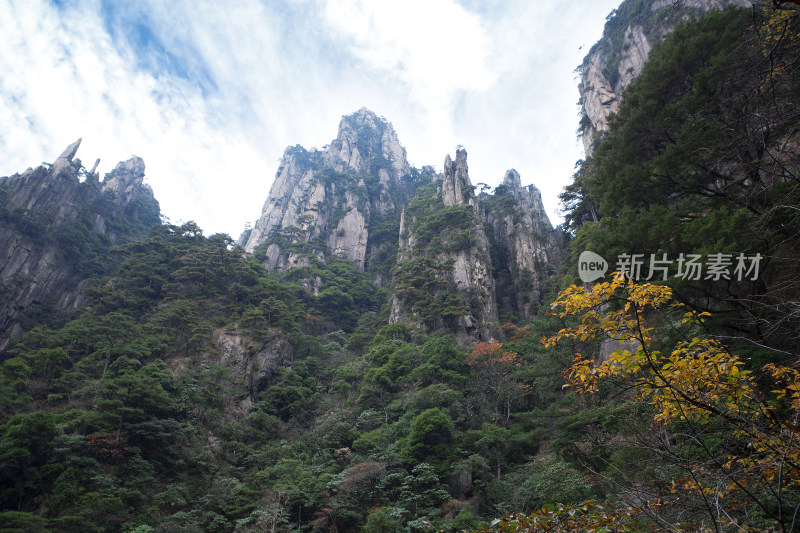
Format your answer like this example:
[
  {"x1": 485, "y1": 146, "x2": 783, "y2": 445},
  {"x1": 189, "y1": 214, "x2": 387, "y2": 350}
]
[
  {"x1": 0, "y1": 0, "x2": 620, "y2": 236},
  {"x1": 323, "y1": 0, "x2": 494, "y2": 95},
  {"x1": 0, "y1": 0, "x2": 271, "y2": 236},
  {"x1": 417, "y1": 0, "x2": 620, "y2": 223},
  {"x1": 320, "y1": 0, "x2": 496, "y2": 174}
]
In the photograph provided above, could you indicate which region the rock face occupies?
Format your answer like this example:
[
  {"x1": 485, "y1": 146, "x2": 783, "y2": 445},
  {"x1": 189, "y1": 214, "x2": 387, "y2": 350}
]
[
  {"x1": 389, "y1": 150, "x2": 560, "y2": 344},
  {"x1": 164, "y1": 327, "x2": 293, "y2": 419},
  {"x1": 579, "y1": 0, "x2": 751, "y2": 156},
  {"x1": 484, "y1": 170, "x2": 560, "y2": 320},
  {"x1": 214, "y1": 328, "x2": 292, "y2": 406},
  {"x1": 0, "y1": 140, "x2": 160, "y2": 348},
  {"x1": 240, "y1": 108, "x2": 414, "y2": 272},
  {"x1": 240, "y1": 110, "x2": 563, "y2": 344}
]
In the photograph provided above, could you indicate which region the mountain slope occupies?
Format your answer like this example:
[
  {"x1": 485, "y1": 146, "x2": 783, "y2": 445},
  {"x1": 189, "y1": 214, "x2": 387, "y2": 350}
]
[
  {"x1": 578, "y1": 0, "x2": 751, "y2": 156},
  {"x1": 0, "y1": 140, "x2": 160, "y2": 347}
]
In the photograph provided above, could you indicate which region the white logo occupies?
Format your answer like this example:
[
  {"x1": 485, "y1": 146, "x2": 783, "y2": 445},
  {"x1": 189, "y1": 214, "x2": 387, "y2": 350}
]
[{"x1": 579, "y1": 250, "x2": 608, "y2": 282}]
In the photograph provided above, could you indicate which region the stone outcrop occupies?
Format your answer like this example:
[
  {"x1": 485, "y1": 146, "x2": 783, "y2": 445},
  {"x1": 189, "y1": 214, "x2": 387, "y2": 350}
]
[
  {"x1": 322, "y1": 107, "x2": 410, "y2": 181},
  {"x1": 0, "y1": 140, "x2": 159, "y2": 348},
  {"x1": 442, "y1": 151, "x2": 477, "y2": 209},
  {"x1": 165, "y1": 326, "x2": 293, "y2": 420},
  {"x1": 100, "y1": 156, "x2": 149, "y2": 206},
  {"x1": 579, "y1": 0, "x2": 751, "y2": 156},
  {"x1": 241, "y1": 112, "x2": 563, "y2": 344},
  {"x1": 240, "y1": 108, "x2": 413, "y2": 272},
  {"x1": 390, "y1": 150, "x2": 499, "y2": 344},
  {"x1": 485, "y1": 169, "x2": 560, "y2": 320},
  {"x1": 214, "y1": 328, "x2": 292, "y2": 405}
]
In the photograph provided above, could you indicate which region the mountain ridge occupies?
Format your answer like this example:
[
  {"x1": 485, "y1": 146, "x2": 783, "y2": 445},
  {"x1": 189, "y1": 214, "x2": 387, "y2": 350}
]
[
  {"x1": 578, "y1": 0, "x2": 752, "y2": 155},
  {"x1": 238, "y1": 109, "x2": 562, "y2": 343},
  {"x1": 0, "y1": 139, "x2": 160, "y2": 347}
]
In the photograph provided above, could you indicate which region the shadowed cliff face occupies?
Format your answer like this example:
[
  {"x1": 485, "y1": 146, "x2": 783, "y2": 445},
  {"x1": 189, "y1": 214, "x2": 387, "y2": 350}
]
[
  {"x1": 578, "y1": 0, "x2": 751, "y2": 156},
  {"x1": 389, "y1": 149, "x2": 561, "y2": 344},
  {"x1": 0, "y1": 139, "x2": 160, "y2": 348},
  {"x1": 484, "y1": 170, "x2": 561, "y2": 321}
]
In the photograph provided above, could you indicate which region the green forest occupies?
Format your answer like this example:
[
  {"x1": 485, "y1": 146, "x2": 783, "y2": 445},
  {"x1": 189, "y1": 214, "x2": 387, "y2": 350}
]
[{"x1": 1, "y1": 3, "x2": 800, "y2": 532}]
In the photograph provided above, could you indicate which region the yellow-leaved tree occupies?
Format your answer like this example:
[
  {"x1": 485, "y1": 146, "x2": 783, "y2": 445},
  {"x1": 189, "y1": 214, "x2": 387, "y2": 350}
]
[
  {"x1": 540, "y1": 275, "x2": 800, "y2": 532},
  {"x1": 462, "y1": 276, "x2": 799, "y2": 532}
]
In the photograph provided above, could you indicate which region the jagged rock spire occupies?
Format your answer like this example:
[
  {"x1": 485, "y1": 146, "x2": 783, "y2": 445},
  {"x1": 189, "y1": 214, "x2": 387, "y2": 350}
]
[
  {"x1": 52, "y1": 138, "x2": 82, "y2": 175},
  {"x1": 442, "y1": 149, "x2": 469, "y2": 207}
]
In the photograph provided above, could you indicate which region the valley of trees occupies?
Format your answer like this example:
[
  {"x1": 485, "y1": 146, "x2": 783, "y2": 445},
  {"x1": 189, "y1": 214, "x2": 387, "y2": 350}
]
[{"x1": 0, "y1": 2, "x2": 799, "y2": 532}]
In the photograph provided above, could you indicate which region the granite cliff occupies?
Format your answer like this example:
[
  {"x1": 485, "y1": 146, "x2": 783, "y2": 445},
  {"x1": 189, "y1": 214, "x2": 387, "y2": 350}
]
[
  {"x1": 239, "y1": 110, "x2": 562, "y2": 343},
  {"x1": 0, "y1": 139, "x2": 160, "y2": 347},
  {"x1": 239, "y1": 107, "x2": 416, "y2": 274},
  {"x1": 579, "y1": 0, "x2": 751, "y2": 156}
]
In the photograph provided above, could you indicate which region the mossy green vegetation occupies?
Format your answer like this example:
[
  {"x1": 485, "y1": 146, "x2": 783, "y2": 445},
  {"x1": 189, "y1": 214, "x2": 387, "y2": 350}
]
[
  {"x1": 2, "y1": 4, "x2": 800, "y2": 532},
  {"x1": 0, "y1": 216, "x2": 589, "y2": 531}
]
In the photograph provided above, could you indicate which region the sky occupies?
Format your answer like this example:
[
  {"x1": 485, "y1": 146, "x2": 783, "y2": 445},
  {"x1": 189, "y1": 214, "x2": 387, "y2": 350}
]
[{"x1": 0, "y1": 0, "x2": 620, "y2": 238}]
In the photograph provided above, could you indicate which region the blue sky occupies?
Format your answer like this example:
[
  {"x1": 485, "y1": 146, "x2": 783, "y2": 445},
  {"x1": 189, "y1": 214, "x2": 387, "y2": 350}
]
[{"x1": 0, "y1": 0, "x2": 620, "y2": 237}]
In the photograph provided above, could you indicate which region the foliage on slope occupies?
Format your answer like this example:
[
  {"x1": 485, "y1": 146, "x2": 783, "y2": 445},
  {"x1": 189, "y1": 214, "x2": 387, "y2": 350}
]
[
  {"x1": 2, "y1": 4, "x2": 800, "y2": 533},
  {"x1": 563, "y1": 6, "x2": 800, "y2": 356},
  {"x1": 0, "y1": 214, "x2": 586, "y2": 532}
]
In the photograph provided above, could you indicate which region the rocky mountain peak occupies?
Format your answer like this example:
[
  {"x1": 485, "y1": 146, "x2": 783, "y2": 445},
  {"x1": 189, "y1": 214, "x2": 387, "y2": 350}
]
[
  {"x1": 110, "y1": 155, "x2": 146, "y2": 177},
  {"x1": 500, "y1": 169, "x2": 546, "y2": 213},
  {"x1": 322, "y1": 107, "x2": 410, "y2": 179},
  {"x1": 338, "y1": 107, "x2": 382, "y2": 133},
  {"x1": 502, "y1": 169, "x2": 522, "y2": 189},
  {"x1": 442, "y1": 148, "x2": 476, "y2": 209},
  {"x1": 101, "y1": 156, "x2": 153, "y2": 206},
  {"x1": 240, "y1": 108, "x2": 415, "y2": 268}
]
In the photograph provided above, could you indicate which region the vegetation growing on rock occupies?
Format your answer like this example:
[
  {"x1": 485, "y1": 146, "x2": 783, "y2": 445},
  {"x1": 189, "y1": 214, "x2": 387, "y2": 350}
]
[{"x1": 1, "y1": 3, "x2": 799, "y2": 532}]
